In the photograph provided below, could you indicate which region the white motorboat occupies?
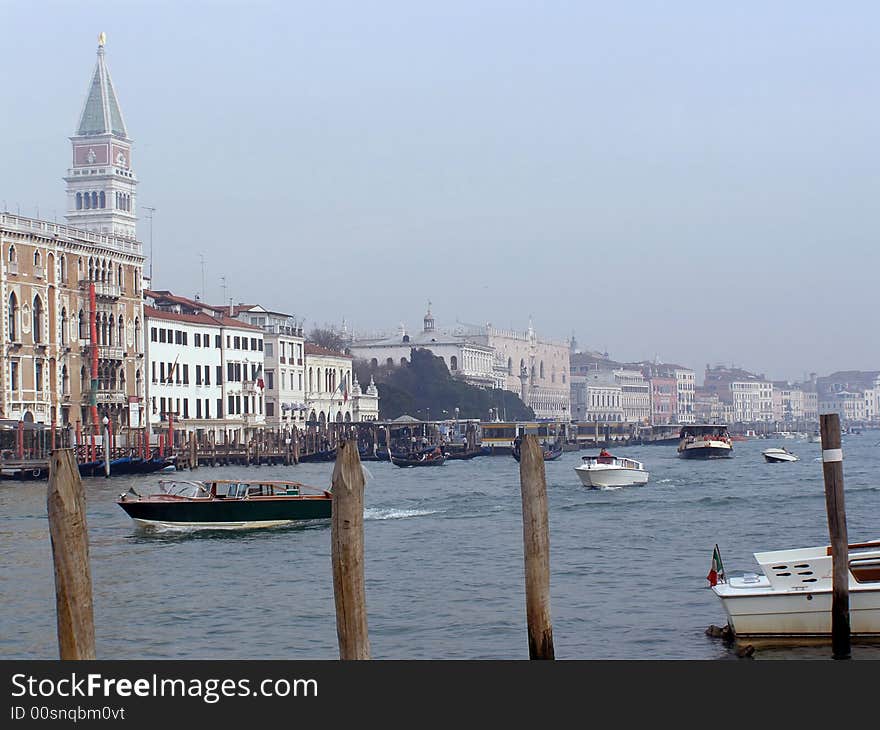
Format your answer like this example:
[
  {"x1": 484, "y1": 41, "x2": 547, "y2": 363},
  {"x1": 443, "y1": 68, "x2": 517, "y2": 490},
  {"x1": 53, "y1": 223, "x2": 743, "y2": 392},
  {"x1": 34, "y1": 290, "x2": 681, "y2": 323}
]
[
  {"x1": 574, "y1": 452, "x2": 649, "y2": 488},
  {"x1": 677, "y1": 424, "x2": 733, "y2": 459},
  {"x1": 762, "y1": 447, "x2": 800, "y2": 463},
  {"x1": 710, "y1": 540, "x2": 880, "y2": 638}
]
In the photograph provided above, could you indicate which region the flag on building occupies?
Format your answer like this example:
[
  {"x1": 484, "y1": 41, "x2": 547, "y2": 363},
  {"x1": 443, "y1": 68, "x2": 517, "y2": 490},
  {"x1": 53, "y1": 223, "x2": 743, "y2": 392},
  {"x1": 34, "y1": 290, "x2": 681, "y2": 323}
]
[{"x1": 706, "y1": 544, "x2": 725, "y2": 586}]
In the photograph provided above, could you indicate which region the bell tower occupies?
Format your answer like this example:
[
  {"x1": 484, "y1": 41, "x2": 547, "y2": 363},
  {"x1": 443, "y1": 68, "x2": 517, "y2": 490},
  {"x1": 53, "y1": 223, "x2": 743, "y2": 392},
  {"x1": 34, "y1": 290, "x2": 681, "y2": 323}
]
[{"x1": 64, "y1": 33, "x2": 138, "y2": 238}]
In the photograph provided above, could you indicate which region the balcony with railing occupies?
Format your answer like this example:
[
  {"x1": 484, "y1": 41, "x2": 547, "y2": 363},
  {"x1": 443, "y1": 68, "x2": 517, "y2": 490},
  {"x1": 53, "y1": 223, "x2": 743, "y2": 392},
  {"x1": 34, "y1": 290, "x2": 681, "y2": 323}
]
[
  {"x1": 81, "y1": 342, "x2": 125, "y2": 360},
  {"x1": 96, "y1": 389, "x2": 127, "y2": 404},
  {"x1": 79, "y1": 278, "x2": 122, "y2": 299}
]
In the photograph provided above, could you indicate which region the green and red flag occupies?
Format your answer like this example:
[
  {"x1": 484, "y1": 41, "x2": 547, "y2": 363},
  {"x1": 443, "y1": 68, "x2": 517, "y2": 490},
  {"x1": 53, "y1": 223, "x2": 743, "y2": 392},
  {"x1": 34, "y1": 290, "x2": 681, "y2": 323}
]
[{"x1": 706, "y1": 544, "x2": 725, "y2": 586}]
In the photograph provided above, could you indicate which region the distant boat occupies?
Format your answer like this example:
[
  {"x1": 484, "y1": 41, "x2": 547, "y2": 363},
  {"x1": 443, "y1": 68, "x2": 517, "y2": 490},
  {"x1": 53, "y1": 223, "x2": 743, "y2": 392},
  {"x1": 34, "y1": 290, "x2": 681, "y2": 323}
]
[
  {"x1": 78, "y1": 454, "x2": 175, "y2": 478},
  {"x1": 511, "y1": 439, "x2": 564, "y2": 462},
  {"x1": 762, "y1": 447, "x2": 799, "y2": 463},
  {"x1": 574, "y1": 453, "x2": 649, "y2": 489},
  {"x1": 677, "y1": 424, "x2": 733, "y2": 459},
  {"x1": 390, "y1": 451, "x2": 447, "y2": 467}
]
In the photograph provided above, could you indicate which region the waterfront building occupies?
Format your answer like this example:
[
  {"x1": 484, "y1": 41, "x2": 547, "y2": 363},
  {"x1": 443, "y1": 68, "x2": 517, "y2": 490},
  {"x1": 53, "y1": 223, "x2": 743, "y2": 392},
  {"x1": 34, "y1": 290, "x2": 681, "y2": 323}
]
[
  {"x1": 145, "y1": 291, "x2": 265, "y2": 442},
  {"x1": 0, "y1": 35, "x2": 145, "y2": 442},
  {"x1": 233, "y1": 305, "x2": 307, "y2": 428},
  {"x1": 633, "y1": 360, "x2": 695, "y2": 424},
  {"x1": 613, "y1": 368, "x2": 651, "y2": 424},
  {"x1": 771, "y1": 382, "x2": 806, "y2": 423},
  {"x1": 645, "y1": 371, "x2": 678, "y2": 425},
  {"x1": 466, "y1": 319, "x2": 570, "y2": 420},
  {"x1": 303, "y1": 343, "x2": 357, "y2": 425},
  {"x1": 348, "y1": 307, "x2": 496, "y2": 389},
  {"x1": 703, "y1": 364, "x2": 774, "y2": 423}
]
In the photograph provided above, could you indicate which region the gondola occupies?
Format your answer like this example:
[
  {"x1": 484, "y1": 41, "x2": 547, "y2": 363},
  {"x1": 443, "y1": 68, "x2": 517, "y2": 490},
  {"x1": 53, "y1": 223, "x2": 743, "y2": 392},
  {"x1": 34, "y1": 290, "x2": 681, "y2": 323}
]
[
  {"x1": 511, "y1": 441, "x2": 564, "y2": 463},
  {"x1": 390, "y1": 451, "x2": 447, "y2": 467},
  {"x1": 78, "y1": 454, "x2": 175, "y2": 478}
]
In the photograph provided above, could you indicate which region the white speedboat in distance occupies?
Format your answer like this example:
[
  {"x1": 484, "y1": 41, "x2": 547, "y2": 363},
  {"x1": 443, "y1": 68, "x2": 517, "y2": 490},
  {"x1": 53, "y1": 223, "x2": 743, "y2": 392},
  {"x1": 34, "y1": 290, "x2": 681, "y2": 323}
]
[
  {"x1": 762, "y1": 447, "x2": 800, "y2": 463},
  {"x1": 711, "y1": 540, "x2": 880, "y2": 639},
  {"x1": 574, "y1": 453, "x2": 649, "y2": 488}
]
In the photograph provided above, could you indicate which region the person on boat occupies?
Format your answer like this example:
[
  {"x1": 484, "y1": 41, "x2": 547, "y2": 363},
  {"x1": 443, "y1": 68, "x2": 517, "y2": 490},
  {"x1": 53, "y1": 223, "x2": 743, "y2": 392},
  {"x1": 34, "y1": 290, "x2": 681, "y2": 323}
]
[{"x1": 598, "y1": 448, "x2": 612, "y2": 464}]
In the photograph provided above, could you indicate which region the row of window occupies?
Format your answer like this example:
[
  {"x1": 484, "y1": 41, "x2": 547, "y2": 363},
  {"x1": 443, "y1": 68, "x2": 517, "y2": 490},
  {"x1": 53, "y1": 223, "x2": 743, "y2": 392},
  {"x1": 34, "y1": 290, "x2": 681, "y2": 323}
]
[
  {"x1": 74, "y1": 191, "x2": 132, "y2": 212},
  {"x1": 149, "y1": 327, "x2": 263, "y2": 352},
  {"x1": 152, "y1": 394, "x2": 263, "y2": 420},
  {"x1": 7, "y1": 247, "x2": 140, "y2": 294}
]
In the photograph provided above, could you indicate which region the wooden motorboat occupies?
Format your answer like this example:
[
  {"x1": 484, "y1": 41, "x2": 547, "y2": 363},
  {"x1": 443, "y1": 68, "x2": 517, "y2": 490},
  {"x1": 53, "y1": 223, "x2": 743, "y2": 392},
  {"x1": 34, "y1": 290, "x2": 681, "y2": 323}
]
[{"x1": 116, "y1": 478, "x2": 332, "y2": 529}]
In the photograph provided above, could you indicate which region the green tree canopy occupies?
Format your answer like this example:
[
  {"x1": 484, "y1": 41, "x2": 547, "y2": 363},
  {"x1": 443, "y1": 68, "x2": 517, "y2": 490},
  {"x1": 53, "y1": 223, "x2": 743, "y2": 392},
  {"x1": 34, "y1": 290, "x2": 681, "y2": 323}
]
[{"x1": 353, "y1": 347, "x2": 534, "y2": 421}]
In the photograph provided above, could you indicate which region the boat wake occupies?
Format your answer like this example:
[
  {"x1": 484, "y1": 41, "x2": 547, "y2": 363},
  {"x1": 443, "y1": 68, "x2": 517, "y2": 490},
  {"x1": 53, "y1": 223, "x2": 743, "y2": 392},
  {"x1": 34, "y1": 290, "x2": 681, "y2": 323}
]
[{"x1": 364, "y1": 507, "x2": 440, "y2": 521}]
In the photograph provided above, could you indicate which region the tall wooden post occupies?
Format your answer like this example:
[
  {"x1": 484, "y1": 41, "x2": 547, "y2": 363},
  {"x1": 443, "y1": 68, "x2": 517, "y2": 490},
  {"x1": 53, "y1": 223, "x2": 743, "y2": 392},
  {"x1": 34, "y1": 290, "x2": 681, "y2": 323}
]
[
  {"x1": 292, "y1": 425, "x2": 300, "y2": 464},
  {"x1": 518, "y1": 434, "x2": 555, "y2": 659},
  {"x1": 190, "y1": 432, "x2": 198, "y2": 470},
  {"x1": 820, "y1": 413, "x2": 850, "y2": 659},
  {"x1": 47, "y1": 448, "x2": 96, "y2": 659},
  {"x1": 330, "y1": 439, "x2": 370, "y2": 659}
]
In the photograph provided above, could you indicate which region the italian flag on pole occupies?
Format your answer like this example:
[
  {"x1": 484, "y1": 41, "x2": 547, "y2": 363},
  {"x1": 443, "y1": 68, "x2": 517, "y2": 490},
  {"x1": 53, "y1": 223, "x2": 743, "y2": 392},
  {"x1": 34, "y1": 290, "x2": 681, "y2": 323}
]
[{"x1": 706, "y1": 544, "x2": 725, "y2": 586}]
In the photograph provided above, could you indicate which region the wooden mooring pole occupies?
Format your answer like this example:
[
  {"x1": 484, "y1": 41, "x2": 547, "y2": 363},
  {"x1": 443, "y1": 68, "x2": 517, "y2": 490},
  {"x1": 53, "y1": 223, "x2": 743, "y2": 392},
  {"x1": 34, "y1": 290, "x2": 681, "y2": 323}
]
[
  {"x1": 330, "y1": 439, "x2": 370, "y2": 659},
  {"x1": 47, "y1": 448, "x2": 96, "y2": 659},
  {"x1": 820, "y1": 413, "x2": 850, "y2": 659},
  {"x1": 518, "y1": 434, "x2": 555, "y2": 659}
]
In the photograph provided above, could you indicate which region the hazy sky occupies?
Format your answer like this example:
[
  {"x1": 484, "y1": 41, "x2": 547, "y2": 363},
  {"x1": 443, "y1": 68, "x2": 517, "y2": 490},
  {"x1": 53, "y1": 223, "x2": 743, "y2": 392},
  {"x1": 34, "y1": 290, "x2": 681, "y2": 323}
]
[{"x1": 3, "y1": 1, "x2": 878, "y2": 383}]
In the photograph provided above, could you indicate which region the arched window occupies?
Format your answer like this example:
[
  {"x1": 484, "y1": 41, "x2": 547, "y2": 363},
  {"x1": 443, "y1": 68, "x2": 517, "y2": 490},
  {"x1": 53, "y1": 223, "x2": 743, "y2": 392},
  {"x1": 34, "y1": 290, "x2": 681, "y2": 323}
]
[
  {"x1": 134, "y1": 317, "x2": 140, "y2": 351},
  {"x1": 60, "y1": 308, "x2": 68, "y2": 346},
  {"x1": 118, "y1": 265, "x2": 123, "y2": 290},
  {"x1": 400, "y1": 357, "x2": 407, "y2": 366},
  {"x1": 107, "y1": 313, "x2": 113, "y2": 346},
  {"x1": 62, "y1": 364, "x2": 69, "y2": 395},
  {"x1": 370, "y1": 358, "x2": 378, "y2": 368},
  {"x1": 60, "y1": 255, "x2": 67, "y2": 283},
  {"x1": 386, "y1": 358, "x2": 393, "y2": 368},
  {"x1": 84, "y1": 192, "x2": 91, "y2": 210},
  {"x1": 118, "y1": 316, "x2": 124, "y2": 348},
  {"x1": 308, "y1": 367, "x2": 313, "y2": 392},
  {"x1": 507, "y1": 357, "x2": 512, "y2": 375},
  {"x1": 91, "y1": 192, "x2": 98, "y2": 209},
  {"x1": 450, "y1": 355, "x2": 458, "y2": 371},
  {"x1": 101, "y1": 259, "x2": 107, "y2": 282},
  {"x1": 88, "y1": 257, "x2": 94, "y2": 281},
  {"x1": 540, "y1": 361, "x2": 545, "y2": 379},
  {"x1": 99, "y1": 191, "x2": 105, "y2": 208},
  {"x1": 78, "y1": 310, "x2": 85, "y2": 339},
  {"x1": 76, "y1": 193, "x2": 82, "y2": 210},
  {"x1": 8, "y1": 292, "x2": 17, "y2": 340},
  {"x1": 7, "y1": 246, "x2": 15, "y2": 263},
  {"x1": 33, "y1": 251, "x2": 41, "y2": 267},
  {"x1": 32, "y1": 295, "x2": 43, "y2": 343}
]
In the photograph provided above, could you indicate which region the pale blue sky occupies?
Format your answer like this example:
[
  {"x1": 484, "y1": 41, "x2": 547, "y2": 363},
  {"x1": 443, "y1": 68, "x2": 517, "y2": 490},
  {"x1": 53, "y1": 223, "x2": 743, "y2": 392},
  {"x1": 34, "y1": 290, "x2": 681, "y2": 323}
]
[{"x1": 2, "y1": 1, "x2": 878, "y2": 382}]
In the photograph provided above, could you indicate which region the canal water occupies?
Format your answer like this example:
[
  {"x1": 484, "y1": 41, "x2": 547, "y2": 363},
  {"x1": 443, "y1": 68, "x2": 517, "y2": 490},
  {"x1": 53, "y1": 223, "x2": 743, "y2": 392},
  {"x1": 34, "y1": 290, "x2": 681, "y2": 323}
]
[{"x1": 2, "y1": 435, "x2": 879, "y2": 660}]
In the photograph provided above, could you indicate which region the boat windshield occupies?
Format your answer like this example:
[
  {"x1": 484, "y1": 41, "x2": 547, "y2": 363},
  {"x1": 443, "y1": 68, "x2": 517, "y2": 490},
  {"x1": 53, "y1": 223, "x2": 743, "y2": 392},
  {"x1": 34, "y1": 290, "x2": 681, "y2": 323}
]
[{"x1": 159, "y1": 481, "x2": 210, "y2": 498}]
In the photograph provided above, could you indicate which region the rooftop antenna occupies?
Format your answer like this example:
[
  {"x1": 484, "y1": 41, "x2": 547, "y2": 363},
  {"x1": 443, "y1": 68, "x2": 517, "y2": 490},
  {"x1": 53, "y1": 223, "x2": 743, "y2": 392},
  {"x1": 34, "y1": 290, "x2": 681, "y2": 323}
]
[
  {"x1": 220, "y1": 276, "x2": 227, "y2": 304},
  {"x1": 143, "y1": 206, "x2": 156, "y2": 281},
  {"x1": 199, "y1": 253, "x2": 207, "y2": 300}
]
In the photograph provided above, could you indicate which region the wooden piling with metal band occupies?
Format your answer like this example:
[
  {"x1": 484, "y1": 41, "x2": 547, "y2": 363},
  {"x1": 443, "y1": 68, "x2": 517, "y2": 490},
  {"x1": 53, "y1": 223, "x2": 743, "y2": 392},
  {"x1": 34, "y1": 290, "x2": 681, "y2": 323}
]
[
  {"x1": 518, "y1": 434, "x2": 555, "y2": 659},
  {"x1": 820, "y1": 412, "x2": 850, "y2": 659},
  {"x1": 330, "y1": 439, "x2": 370, "y2": 659},
  {"x1": 47, "y1": 448, "x2": 96, "y2": 659}
]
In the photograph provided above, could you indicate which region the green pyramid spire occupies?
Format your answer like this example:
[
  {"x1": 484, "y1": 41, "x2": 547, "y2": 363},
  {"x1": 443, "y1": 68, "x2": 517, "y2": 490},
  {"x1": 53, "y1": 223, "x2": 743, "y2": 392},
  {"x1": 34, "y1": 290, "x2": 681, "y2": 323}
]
[{"x1": 76, "y1": 34, "x2": 128, "y2": 137}]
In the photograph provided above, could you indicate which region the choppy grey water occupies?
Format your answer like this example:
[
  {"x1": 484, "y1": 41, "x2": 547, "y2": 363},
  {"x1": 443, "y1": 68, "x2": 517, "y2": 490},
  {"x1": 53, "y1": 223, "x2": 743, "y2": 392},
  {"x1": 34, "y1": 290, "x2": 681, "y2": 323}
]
[{"x1": 2, "y1": 435, "x2": 879, "y2": 660}]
